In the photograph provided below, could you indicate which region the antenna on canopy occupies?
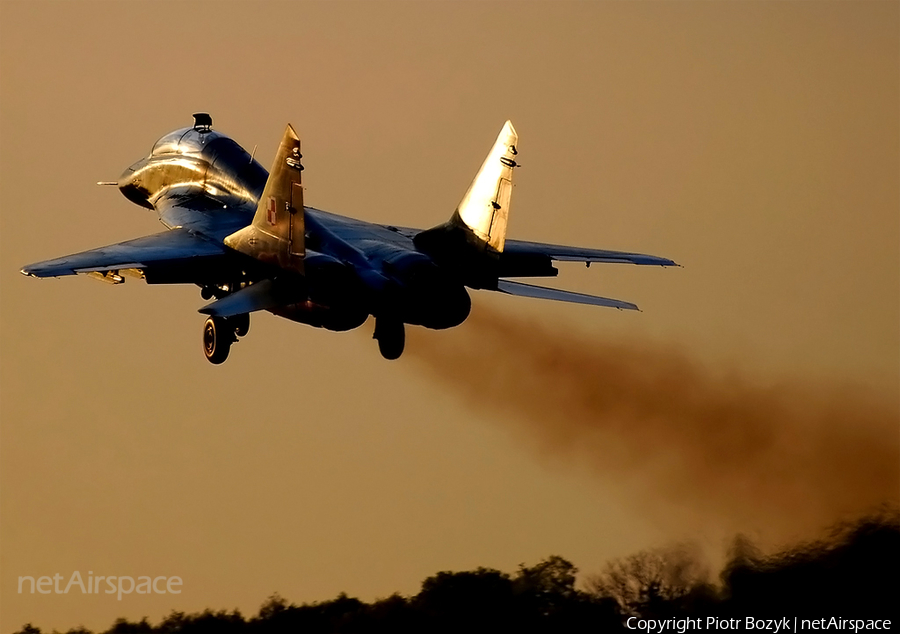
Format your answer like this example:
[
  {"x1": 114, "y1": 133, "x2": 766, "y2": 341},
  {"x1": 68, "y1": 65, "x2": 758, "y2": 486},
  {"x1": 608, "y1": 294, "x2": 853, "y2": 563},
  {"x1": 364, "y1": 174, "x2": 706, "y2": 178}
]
[{"x1": 192, "y1": 113, "x2": 213, "y2": 132}]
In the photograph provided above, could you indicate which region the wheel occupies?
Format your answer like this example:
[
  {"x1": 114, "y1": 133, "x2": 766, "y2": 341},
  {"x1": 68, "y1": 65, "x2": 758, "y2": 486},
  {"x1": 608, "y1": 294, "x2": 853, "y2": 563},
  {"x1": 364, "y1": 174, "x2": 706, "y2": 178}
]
[
  {"x1": 231, "y1": 313, "x2": 250, "y2": 337},
  {"x1": 203, "y1": 317, "x2": 231, "y2": 364},
  {"x1": 374, "y1": 318, "x2": 405, "y2": 360}
]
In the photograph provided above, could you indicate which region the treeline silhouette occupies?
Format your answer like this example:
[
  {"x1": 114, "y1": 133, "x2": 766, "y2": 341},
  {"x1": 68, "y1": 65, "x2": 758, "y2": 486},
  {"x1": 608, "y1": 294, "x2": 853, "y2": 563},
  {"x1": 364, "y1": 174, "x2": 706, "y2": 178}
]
[{"x1": 17, "y1": 511, "x2": 898, "y2": 634}]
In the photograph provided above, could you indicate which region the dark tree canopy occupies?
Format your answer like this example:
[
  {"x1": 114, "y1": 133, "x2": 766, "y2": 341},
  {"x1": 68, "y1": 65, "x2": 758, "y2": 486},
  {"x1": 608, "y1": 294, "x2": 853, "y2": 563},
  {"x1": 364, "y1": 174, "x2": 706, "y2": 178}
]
[{"x1": 15, "y1": 513, "x2": 898, "y2": 634}]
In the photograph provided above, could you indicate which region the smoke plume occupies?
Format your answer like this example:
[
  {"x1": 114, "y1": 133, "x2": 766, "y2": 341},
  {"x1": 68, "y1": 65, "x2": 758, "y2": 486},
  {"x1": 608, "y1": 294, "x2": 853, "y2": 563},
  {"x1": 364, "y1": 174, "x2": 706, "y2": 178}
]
[{"x1": 407, "y1": 306, "x2": 899, "y2": 542}]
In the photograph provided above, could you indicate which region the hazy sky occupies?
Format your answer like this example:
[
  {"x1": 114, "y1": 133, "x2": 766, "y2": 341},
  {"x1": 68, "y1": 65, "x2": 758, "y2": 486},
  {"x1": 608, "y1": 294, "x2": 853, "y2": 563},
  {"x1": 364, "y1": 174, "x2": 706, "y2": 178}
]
[{"x1": 1, "y1": 1, "x2": 897, "y2": 630}]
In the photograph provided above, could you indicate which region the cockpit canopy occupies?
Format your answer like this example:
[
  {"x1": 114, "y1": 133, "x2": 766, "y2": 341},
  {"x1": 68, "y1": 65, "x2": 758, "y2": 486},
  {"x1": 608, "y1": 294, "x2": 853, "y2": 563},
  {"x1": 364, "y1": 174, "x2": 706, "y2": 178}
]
[
  {"x1": 150, "y1": 127, "x2": 228, "y2": 157},
  {"x1": 128, "y1": 113, "x2": 267, "y2": 206},
  {"x1": 149, "y1": 113, "x2": 226, "y2": 157}
]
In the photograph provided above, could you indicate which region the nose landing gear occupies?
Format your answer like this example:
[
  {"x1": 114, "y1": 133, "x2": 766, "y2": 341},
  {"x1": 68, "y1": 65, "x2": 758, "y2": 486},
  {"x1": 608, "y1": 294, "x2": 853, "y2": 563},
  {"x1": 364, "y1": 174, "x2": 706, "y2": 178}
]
[
  {"x1": 373, "y1": 317, "x2": 405, "y2": 360},
  {"x1": 202, "y1": 314, "x2": 250, "y2": 364}
]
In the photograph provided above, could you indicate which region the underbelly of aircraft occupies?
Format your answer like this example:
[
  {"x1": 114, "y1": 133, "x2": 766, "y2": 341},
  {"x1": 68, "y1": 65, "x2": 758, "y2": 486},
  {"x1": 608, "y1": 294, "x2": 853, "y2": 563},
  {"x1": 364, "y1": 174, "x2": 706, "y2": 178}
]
[
  {"x1": 270, "y1": 280, "x2": 470, "y2": 332},
  {"x1": 270, "y1": 301, "x2": 368, "y2": 332},
  {"x1": 399, "y1": 283, "x2": 471, "y2": 330}
]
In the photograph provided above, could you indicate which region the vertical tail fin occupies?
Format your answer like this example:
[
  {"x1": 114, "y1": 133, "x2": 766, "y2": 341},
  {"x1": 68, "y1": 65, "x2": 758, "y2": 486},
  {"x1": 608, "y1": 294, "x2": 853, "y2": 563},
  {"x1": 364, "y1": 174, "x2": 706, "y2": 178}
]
[
  {"x1": 225, "y1": 125, "x2": 305, "y2": 272},
  {"x1": 453, "y1": 120, "x2": 518, "y2": 252}
]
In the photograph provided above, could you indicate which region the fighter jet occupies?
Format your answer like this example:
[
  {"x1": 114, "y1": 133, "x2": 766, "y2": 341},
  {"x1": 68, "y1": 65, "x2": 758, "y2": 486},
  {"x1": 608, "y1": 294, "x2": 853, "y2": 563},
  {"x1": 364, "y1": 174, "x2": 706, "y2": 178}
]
[{"x1": 21, "y1": 114, "x2": 677, "y2": 363}]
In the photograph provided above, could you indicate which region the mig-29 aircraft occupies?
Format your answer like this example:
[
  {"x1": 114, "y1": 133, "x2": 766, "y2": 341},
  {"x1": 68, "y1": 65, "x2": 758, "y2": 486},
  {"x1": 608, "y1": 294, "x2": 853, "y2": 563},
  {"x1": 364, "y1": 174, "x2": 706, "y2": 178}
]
[{"x1": 21, "y1": 114, "x2": 677, "y2": 363}]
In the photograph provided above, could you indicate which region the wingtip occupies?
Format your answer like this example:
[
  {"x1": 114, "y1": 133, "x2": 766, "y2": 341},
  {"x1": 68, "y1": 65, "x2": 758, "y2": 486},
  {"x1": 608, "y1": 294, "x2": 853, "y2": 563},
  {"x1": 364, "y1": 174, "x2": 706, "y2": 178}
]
[
  {"x1": 616, "y1": 297, "x2": 641, "y2": 311},
  {"x1": 285, "y1": 124, "x2": 299, "y2": 140}
]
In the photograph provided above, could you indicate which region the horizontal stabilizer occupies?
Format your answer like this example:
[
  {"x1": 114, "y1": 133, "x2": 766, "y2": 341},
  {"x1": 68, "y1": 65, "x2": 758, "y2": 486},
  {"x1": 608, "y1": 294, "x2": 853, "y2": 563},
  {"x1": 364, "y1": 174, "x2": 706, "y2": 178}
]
[
  {"x1": 496, "y1": 279, "x2": 639, "y2": 311},
  {"x1": 198, "y1": 278, "x2": 302, "y2": 317},
  {"x1": 502, "y1": 239, "x2": 678, "y2": 267}
]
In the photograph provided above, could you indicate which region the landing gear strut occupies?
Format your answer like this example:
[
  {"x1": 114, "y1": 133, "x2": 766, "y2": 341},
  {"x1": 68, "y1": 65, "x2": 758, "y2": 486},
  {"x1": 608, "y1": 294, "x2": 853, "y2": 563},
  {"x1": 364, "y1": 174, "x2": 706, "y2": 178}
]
[
  {"x1": 202, "y1": 313, "x2": 250, "y2": 364},
  {"x1": 231, "y1": 313, "x2": 250, "y2": 337},
  {"x1": 374, "y1": 317, "x2": 405, "y2": 360}
]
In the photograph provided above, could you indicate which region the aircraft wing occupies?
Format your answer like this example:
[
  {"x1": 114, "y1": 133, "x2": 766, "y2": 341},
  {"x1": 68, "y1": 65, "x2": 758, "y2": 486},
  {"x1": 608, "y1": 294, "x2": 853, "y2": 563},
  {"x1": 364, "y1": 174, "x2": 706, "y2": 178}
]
[
  {"x1": 495, "y1": 279, "x2": 639, "y2": 311},
  {"x1": 502, "y1": 238, "x2": 678, "y2": 267},
  {"x1": 21, "y1": 228, "x2": 229, "y2": 279}
]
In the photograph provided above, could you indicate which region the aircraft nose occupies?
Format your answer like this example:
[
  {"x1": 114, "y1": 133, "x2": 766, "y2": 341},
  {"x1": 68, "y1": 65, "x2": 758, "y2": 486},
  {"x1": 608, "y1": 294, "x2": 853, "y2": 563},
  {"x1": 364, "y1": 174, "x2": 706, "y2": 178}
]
[
  {"x1": 117, "y1": 166, "x2": 133, "y2": 187},
  {"x1": 117, "y1": 163, "x2": 153, "y2": 209}
]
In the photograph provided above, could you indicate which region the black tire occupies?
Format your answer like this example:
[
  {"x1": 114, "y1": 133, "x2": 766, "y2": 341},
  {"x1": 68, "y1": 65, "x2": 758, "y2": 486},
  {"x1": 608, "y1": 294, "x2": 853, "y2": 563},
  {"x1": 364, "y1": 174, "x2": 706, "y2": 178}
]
[
  {"x1": 203, "y1": 317, "x2": 231, "y2": 364},
  {"x1": 231, "y1": 313, "x2": 250, "y2": 338},
  {"x1": 374, "y1": 318, "x2": 405, "y2": 360}
]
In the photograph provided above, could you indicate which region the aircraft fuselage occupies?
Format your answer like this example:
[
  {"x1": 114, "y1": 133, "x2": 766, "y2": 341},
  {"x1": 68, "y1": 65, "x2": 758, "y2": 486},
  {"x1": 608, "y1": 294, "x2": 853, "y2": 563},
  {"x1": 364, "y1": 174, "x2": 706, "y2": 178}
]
[
  {"x1": 117, "y1": 124, "x2": 471, "y2": 333},
  {"x1": 23, "y1": 114, "x2": 676, "y2": 363}
]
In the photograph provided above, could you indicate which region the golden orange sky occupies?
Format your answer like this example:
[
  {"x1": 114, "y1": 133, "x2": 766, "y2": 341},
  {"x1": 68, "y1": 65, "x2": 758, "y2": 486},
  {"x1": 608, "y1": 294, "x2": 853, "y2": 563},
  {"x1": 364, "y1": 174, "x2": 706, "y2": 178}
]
[{"x1": 1, "y1": 1, "x2": 897, "y2": 631}]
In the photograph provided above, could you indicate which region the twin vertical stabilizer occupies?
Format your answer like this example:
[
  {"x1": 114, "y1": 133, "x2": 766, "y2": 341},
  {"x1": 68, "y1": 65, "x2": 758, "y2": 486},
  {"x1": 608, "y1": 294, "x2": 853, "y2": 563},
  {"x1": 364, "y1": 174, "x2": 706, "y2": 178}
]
[
  {"x1": 225, "y1": 125, "x2": 305, "y2": 272},
  {"x1": 453, "y1": 120, "x2": 518, "y2": 252}
]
